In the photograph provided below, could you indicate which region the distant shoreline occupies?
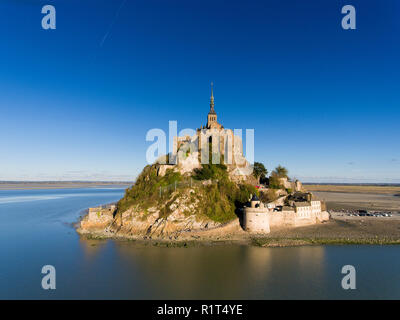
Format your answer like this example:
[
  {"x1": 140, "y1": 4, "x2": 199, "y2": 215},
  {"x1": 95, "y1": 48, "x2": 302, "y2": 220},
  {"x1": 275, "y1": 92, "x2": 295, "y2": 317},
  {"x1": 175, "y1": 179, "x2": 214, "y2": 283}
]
[{"x1": 0, "y1": 181, "x2": 132, "y2": 190}]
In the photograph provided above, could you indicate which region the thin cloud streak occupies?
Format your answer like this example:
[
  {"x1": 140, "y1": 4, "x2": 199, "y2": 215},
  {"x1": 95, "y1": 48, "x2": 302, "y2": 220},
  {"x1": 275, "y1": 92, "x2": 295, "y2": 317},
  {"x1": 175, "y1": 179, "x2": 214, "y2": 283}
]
[{"x1": 99, "y1": 0, "x2": 127, "y2": 48}]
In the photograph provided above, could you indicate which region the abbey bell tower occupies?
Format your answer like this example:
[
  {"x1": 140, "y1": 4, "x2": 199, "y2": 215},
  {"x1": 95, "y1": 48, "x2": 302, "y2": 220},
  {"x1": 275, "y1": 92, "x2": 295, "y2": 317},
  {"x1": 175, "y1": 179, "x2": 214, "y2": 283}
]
[{"x1": 207, "y1": 82, "x2": 219, "y2": 129}]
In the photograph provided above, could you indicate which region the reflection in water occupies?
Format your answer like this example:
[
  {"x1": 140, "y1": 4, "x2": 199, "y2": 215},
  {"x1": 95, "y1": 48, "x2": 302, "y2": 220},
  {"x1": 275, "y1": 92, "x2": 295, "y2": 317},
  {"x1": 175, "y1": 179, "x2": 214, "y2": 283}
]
[
  {"x1": 114, "y1": 244, "x2": 248, "y2": 299},
  {"x1": 78, "y1": 238, "x2": 109, "y2": 261},
  {"x1": 84, "y1": 242, "x2": 328, "y2": 299},
  {"x1": 74, "y1": 239, "x2": 400, "y2": 299}
]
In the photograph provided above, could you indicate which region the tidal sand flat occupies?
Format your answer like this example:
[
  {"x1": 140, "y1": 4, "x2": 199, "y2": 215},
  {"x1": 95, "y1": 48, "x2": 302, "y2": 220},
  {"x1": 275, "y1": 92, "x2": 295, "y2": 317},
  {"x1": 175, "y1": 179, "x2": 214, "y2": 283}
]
[
  {"x1": 305, "y1": 184, "x2": 400, "y2": 194},
  {"x1": 305, "y1": 185, "x2": 400, "y2": 212}
]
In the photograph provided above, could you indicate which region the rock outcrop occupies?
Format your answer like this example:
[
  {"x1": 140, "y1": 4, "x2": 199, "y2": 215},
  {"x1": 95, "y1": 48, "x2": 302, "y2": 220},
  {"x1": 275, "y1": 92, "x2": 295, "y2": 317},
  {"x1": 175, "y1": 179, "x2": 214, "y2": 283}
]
[{"x1": 78, "y1": 189, "x2": 226, "y2": 240}]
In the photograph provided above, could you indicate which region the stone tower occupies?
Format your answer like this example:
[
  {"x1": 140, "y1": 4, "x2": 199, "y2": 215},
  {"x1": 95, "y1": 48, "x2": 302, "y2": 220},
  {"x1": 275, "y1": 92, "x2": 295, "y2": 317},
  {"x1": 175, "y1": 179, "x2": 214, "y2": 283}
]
[
  {"x1": 207, "y1": 82, "x2": 218, "y2": 129},
  {"x1": 243, "y1": 194, "x2": 270, "y2": 233}
]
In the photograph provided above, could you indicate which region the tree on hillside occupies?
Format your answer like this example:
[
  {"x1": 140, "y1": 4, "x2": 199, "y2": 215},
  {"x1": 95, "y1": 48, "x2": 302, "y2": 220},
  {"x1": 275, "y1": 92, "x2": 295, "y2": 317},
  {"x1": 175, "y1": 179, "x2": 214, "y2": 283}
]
[
  {"x1": 268, "y1": 175, "x2": 282, "y2": 189},
  {"x1": 272, "y1": 165, "x2": 288, "y2": 178},
  {"x1": 253, "y1": 162, "x2": 268, "y2": 185}
]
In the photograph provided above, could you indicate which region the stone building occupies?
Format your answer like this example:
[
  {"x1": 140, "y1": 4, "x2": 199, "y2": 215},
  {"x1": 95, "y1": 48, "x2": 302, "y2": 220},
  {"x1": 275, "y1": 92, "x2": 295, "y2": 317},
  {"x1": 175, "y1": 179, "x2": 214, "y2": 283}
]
[
  {"x1": 243, "y1": 194, "x2": 270, "y2": 233},
  {"x1": 278, "y1": 177, "x2": 303, "y2": 192},
  {"x1": 244, "y1": 195, "x2": 329, "y2": 233},
  {"x1": 294, "y1": 202, "x2": 312, "y2": 218},
  {"x1": 159, "y1": 83, "x2": 252, "y2": 179},
  {"x1": 181, "y1": 82, "x2": 246, "y2": 167},
  {"x1": 311, "y1": 200, "x2": 322, "y2": 215},
  {"x1": 81, "y1": 205, "x2": 116, "y2": 230},
  {"x1": 204, "y1": 82, "x2": 222, "y2": 130}
]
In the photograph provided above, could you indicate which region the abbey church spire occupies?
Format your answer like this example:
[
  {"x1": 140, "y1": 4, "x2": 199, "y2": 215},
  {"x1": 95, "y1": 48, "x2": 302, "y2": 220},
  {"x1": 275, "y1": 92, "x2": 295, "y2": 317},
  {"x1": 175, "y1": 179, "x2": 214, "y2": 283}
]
[
  {"x1": 209, "y1": 82, "x2": 215, "y2": 114},
  {"x1": 207, "y1": 82, "x2": 220, "y2": 129}
]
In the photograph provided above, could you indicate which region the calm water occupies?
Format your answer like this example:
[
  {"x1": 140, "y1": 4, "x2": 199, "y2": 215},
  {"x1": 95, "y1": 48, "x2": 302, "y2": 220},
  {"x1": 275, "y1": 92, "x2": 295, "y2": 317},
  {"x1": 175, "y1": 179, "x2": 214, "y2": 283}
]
[{"x1": 1, "y1": 188, "x2": 400, "y2": 300}]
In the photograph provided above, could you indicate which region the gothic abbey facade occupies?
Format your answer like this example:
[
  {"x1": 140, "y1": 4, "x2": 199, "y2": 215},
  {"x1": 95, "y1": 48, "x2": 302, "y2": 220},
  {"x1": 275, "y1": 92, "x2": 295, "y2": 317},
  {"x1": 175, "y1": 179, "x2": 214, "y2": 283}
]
[
  {"x1": 157, "y1": 83, "x2": 252, "y2": 180},
  {"x1": 174, "y1": 84, "x2": 250, "y2": 174}
]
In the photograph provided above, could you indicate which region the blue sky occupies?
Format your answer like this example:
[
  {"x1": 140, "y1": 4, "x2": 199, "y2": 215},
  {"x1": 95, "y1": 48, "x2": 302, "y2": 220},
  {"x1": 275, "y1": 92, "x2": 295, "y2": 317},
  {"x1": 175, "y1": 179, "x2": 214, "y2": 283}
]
[{"x1": 0, "y1": 0, "x2": 399, "y2": 182}]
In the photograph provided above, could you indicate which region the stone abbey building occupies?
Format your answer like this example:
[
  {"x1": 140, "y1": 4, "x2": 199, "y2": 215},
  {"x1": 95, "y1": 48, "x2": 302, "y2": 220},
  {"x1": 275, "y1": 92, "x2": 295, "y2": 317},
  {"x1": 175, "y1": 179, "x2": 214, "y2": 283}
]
[{"x1": 165, "y1": 83, "x2": 251, "y2": 179}]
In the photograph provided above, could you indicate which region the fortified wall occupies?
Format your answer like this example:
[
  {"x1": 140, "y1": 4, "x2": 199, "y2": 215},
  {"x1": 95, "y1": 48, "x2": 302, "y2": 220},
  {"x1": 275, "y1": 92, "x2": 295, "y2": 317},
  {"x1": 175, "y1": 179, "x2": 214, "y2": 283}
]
[
  {"x1": 80, "y1": 205, "x2": 116, "y2": 230},
  {"x1": 244, "y1": 194, "x2": 330, "y2": 233}
]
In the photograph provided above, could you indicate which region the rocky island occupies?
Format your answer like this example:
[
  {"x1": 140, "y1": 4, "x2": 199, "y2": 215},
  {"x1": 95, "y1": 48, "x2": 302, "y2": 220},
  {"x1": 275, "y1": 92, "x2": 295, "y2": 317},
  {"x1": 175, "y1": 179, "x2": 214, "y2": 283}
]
[{"x1": 77, "y1": 85, "x2": 333, "y2": 246}]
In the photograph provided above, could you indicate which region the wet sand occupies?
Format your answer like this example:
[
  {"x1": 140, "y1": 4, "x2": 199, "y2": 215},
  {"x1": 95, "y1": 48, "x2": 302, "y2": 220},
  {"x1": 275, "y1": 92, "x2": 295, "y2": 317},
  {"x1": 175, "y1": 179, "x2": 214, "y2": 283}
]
[{"x1": 253, "y1": 212, "x2": 400, "y2": 246}]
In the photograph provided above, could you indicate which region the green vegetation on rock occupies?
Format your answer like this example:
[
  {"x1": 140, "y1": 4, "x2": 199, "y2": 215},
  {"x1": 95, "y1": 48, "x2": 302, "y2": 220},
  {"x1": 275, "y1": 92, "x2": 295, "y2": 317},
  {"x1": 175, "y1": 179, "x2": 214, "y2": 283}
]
[
  {"x1": 117, "y1": 165, "x2": 183, "y2": 213},
  {"x1": 272, "y1": 165, "x2": 288, "y2": 178},
  {"x1": 268, "y1": 165, "x2": 289, "y2": 189},
  {"x1": 117, "y1": 160, "x2": 258, "y2": 224}
]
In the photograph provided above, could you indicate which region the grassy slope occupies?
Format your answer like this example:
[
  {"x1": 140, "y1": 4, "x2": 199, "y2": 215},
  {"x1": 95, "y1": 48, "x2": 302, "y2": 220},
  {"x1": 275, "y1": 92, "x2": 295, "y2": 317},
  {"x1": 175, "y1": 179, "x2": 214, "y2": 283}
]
[{"x1": 117, "y1": 163, "x2": 258, "y2": 223}]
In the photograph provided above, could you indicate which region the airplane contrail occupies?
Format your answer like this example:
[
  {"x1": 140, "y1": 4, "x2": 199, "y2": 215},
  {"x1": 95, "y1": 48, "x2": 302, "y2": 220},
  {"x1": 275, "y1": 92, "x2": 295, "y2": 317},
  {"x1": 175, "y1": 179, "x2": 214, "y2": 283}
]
[{"x1": 99, "y1": 0, "x2": 127, "y2": 48}]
